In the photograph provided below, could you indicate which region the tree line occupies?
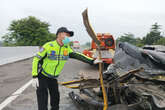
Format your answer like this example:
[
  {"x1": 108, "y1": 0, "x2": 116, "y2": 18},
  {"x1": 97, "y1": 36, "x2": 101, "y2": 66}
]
[
  {"x1": 1, "y1": 16, "x2": 164, "y2": 47},
  {"x1": 116, "y1": 23, "x2": 165, "y2": 47}
]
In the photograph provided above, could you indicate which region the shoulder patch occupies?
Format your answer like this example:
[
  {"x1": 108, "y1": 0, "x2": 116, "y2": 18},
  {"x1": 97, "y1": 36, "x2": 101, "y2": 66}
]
[{"x1": 39, "y1": 47, "x2": 45, "y2": 52}]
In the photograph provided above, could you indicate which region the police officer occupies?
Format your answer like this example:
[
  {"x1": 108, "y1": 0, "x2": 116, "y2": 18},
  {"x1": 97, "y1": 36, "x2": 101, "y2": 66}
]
[{"x1": 32, "y1": 27, "x2": 100, "y2": 110}]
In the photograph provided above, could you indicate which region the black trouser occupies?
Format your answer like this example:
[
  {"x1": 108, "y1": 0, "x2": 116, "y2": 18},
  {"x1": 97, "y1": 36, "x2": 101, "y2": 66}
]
[{"x1": 36, "y1": 73, "x2": 60, "y2": 110}]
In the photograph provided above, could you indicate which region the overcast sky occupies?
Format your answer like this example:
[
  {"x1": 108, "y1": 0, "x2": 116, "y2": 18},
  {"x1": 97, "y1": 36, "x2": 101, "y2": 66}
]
[{"x1": 0, "y1": 0, "x2": 165, "y2": 44}]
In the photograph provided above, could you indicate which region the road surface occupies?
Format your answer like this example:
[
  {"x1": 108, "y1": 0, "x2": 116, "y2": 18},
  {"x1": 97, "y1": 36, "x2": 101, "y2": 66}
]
[{"x1": 0, "y1": 57, "x2": 98, "y2": 110}]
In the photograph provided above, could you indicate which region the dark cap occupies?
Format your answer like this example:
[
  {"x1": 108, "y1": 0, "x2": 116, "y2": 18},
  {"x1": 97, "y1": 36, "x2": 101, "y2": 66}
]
[{"x1": 56, "y1": 27, "x2": 74, "y2": 37}]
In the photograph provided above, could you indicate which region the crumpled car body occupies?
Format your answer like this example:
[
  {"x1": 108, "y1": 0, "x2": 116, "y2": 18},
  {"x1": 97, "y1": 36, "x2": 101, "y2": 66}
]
[{"x1": 69, "y1": 42, "x2": 165, "y2": 110}]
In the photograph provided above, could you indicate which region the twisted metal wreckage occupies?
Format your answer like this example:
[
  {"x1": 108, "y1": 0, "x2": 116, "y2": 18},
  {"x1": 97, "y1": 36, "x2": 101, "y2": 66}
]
[{"x1": 60, "y1": 9, "x2": 165, "y2": 110}]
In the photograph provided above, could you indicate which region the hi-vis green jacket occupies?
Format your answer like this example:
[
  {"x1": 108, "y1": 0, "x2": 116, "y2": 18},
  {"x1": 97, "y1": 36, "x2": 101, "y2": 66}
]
[{"x1": 32, "y1": 40, "x2": 94, "y2": 78}]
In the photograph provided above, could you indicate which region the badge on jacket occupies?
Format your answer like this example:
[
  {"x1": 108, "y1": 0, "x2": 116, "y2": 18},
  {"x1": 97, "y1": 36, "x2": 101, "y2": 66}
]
[
  {"x1": 51, "y1": 51, "x2": 56, "y2": 56},
  {"x1": 40, "y1": 47, "x2": 45, "y2": 53},
  {"x1": 63, "y1": 50, "x2": 68, "y2": 56}
]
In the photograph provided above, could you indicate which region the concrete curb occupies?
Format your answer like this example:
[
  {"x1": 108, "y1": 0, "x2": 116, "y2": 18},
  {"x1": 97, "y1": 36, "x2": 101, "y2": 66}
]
[
  {"x1": 0, "y1": 54, "x2": 35, "y2": 66},
  {"x1": 0, "y1": 46, "x2": 38, "y2": 66}
]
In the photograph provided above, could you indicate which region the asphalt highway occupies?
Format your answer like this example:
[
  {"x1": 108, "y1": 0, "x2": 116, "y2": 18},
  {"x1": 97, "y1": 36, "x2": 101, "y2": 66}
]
[{"x1": 0, "y1": 56, "x2": 98, "y2": 110}]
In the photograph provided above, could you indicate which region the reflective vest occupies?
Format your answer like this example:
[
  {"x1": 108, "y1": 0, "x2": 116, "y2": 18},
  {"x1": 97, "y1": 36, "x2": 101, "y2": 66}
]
[{"x1": 32, "y1": 40, "x2": 73, "y2": 78}]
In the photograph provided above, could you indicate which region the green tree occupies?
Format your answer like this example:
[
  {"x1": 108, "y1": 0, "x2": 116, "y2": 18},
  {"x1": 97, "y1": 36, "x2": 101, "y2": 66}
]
[
  {"x1": 49, "y1": 33, "x2": 57, "y2": 41},
  {"x1": 0, "y1": 41, "x2": 2, "y2": 46},
  {"x1": 135, "y1": 37, "x2": 144, "y2": 47},
  {"x1": 116, "y1": 33, "x2": 137, "y2": 45},
  {"x1": 2, "y1": 16, "x2": 55, "y2": 46},
  {"x1": 116, "y1": 33, "x2": 145, "y2": 47},
  {"x1": 143, "y1": 22, "x2": 163, "y2": 45},
  {"x1": 2, "y1": 34, "x2": 15, "y2": 46},
  {"x1": 154, "y1": 37, "x2": 165, "y2": 45}
]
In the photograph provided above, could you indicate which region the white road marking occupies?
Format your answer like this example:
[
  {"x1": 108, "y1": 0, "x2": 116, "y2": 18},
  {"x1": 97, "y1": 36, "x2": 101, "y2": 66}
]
[{"x1": 0, "y1": 79, "x2": 32, "y2": 110}]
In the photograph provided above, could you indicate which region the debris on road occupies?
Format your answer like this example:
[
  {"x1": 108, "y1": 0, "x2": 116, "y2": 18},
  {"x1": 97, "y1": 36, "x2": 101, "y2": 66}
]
[{"x1": 60, "y1": 42, "x2": 165, "y2": 110}]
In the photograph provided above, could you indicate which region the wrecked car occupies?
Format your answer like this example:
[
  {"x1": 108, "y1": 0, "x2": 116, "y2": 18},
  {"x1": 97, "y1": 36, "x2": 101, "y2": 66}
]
[{"x1": 62, "y1": 42, "x2": 165, "y2": 110}]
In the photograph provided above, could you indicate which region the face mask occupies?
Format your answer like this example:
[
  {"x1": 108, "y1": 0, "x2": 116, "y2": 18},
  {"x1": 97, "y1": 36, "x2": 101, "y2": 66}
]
[{"x1": 62, "y1": 37, "x2": 70, "y2": 45}]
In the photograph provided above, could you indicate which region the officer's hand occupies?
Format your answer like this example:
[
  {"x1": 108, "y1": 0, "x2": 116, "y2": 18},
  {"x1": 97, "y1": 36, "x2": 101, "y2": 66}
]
[
  {"x1": 94, "y1": 58, "x2": 103, "y2": 64},
  {"x1": 32, "y1": 78, "x2": 39, "y2": 89}
]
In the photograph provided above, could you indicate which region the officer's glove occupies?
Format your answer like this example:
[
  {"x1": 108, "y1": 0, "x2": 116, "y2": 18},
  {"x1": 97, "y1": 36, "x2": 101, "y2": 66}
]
[
  {"x1": 94, "y1": 58, "x2": 103, "y2": 64},
  {"x1": 32, "y1": 78, "x2": 39, "y2": 89}
]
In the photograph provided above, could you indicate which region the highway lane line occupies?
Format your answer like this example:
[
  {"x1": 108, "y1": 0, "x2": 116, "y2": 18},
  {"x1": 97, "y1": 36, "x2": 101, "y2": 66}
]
[{"x1": 0, "y1": 79, "x2": 32, "y2": 110}]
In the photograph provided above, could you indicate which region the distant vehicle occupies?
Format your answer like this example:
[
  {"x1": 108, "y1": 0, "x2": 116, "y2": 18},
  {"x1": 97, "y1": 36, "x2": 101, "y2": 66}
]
[
  {"x1": 73, "y1": 41, "x2": 80, "y2": 49},
  {"x1": 83, "y1": 33, "x2": 115, "y2": 64}
]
